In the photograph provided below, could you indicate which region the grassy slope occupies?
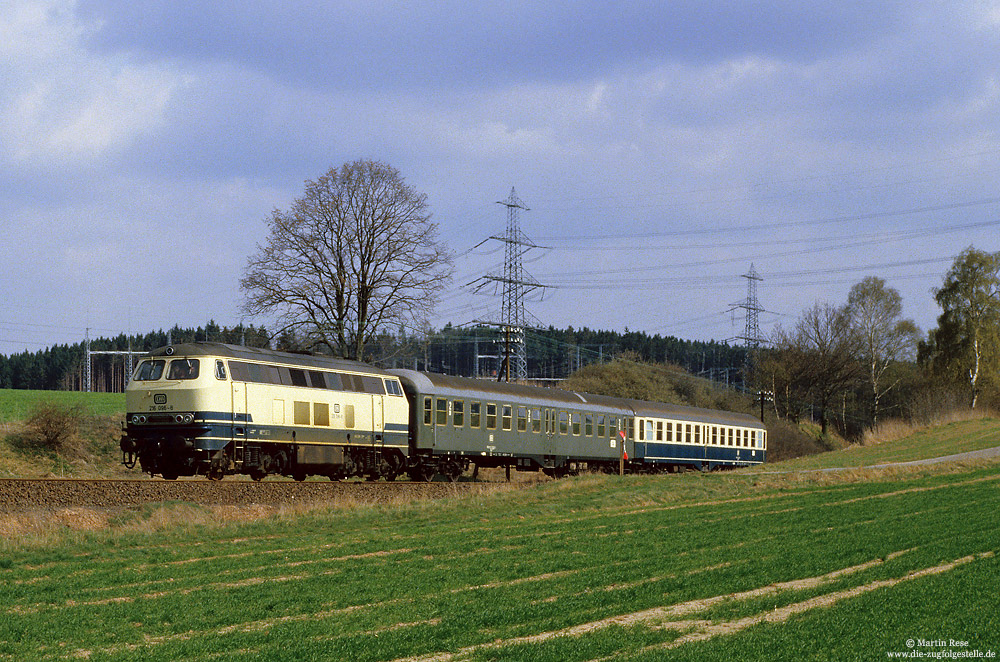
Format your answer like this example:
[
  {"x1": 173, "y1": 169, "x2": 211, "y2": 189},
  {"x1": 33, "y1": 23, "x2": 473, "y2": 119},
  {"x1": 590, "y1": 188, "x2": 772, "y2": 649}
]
[
  {"x1": 2, "y1": 424, "x2": 999, "y2": 660},
  {"x1": 760, "y1": 418, "x2": 1000, "y2": 471},
  {"x1": 0, "y1": 389, "x2": 125, "y2": 422}
]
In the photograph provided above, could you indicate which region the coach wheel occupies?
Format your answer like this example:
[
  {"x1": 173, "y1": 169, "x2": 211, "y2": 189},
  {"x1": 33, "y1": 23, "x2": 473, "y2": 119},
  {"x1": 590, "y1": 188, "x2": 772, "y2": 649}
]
[
  {"x1": 442, "y1": 460, "x2": 462, "y2": 483},
  {"x1": 293, "y1": 471, "x2": 307, "y2": 482},
  {"x1": 249, "y1": 469, "x2": 266, "y2": 482},
  {"x1": 161, "y1": 471, "x2": 179, "y2": 481}
]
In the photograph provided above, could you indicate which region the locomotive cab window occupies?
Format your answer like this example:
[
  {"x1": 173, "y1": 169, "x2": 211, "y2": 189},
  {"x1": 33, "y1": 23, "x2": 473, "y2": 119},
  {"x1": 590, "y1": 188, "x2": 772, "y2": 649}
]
[
  {"x1": 134, "y1": 360, "x2": 165, "y2": 381},
  {"x1": 167, "y1": 359, "x2": 199, "y2": 380},
  {"x1": 215, "y1": 360, "x2": 227, "y2": 380}
]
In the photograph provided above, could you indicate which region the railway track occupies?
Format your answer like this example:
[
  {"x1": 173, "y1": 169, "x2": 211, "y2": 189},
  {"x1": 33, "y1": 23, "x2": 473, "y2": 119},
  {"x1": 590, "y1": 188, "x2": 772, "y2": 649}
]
[{"x1": 0, "y1": 477, "x2": 502, "y2": 512}]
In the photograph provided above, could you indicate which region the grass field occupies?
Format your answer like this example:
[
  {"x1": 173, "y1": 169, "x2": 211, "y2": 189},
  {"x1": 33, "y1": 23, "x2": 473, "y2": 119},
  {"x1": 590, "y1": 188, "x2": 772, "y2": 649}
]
[
  {"x1": 0, "y1": 389, "x2": 125, "y2": 422},
  {"x1": 760, "y1": 417, "x2": 1000, "y2": 471},
  {"x1": 2, "y1": 453, "x2": 999, "y2": 660}
]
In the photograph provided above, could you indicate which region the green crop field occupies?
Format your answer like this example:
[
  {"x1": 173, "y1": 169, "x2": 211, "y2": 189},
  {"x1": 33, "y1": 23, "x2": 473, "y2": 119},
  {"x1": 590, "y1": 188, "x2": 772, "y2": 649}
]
[
  {"x1": 2, "y1": 452, "x2": 999, "y2": 660},
  {"x1": 0, "y1": 389, "x2": 125, "y2": 422}
]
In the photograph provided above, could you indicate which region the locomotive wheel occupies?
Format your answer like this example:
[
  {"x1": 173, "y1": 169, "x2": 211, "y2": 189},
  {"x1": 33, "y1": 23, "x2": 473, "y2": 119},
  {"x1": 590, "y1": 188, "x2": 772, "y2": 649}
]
[
  {"x1": 414, "y1": 465, "x2": 435, "y2": 482},
  {"x1": 293, "y1": 471, "x2": 307, "y2": 482},
  {"x1": 249, "y1": 469, "x2": 266, "y2": 482},
  {"x1": 161, "y1": 472, "x2": 179, "y2": 481}
]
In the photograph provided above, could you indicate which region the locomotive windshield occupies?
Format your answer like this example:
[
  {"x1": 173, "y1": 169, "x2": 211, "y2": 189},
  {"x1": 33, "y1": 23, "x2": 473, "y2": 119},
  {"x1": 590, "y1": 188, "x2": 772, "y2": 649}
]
[
  {"x1": 167, "y1": 359, "x2": 200, "y2": 380},
  {"x1": 133, "y1": 360, "x2": 165, "y2": 381}
]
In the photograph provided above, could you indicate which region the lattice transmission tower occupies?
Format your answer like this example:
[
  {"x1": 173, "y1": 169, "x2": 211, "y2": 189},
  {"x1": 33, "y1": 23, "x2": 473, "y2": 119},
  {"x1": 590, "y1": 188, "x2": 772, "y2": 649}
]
[
  {"x1": 474, "y1": 188, "x2": 547, "y2": 382},
  {"x1": 730, "y1": 264, "x2": 766, "y2": 377}
]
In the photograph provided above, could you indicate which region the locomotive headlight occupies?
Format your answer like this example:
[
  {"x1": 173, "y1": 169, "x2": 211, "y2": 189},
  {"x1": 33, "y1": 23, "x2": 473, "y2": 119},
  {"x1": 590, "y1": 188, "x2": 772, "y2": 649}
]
[
  {"x1": 174, "y1": 415, "x2": 184, "y2": 423},
  {"x1": 131, "y1": 415, "x2": 139, "y2": 424},
  {"x1": 184, "y1": 414, "x2": 194, "y2": 424},
  {"x1": 138, "y1": 415, "x2": 147, "y2": 424}
]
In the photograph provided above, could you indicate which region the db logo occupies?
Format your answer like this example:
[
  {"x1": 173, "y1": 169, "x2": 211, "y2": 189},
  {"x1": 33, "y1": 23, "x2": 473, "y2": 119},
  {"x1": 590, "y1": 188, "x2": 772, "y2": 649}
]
[{"x1": 153, "y1": 394, "x2": 167, "y2": 405}]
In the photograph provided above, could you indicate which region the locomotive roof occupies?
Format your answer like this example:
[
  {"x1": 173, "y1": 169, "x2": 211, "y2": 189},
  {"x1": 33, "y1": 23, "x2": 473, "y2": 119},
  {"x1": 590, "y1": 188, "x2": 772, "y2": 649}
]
[
  {"x1": 391, "y1": 369, "x2": 765, "y2": 428},
  {"x1": 146, "y1": 342, "x2": 391, "y2": 375}
]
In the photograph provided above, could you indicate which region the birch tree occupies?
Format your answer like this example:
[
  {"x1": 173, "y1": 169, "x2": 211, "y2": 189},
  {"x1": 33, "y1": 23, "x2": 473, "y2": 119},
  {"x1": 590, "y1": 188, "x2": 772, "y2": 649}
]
[
  {"x1": 846, "y1": 277, "x2": 919, "y2": 426},
  {"x1": 928, "y1": 247, "x2": 1000, "y2": 409}
]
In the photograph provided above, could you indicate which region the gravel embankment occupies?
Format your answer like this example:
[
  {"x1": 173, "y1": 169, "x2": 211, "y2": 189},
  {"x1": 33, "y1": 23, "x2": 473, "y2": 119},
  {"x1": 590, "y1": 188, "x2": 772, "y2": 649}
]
[{"x1": 0, "y1": 478, "x2": 499, "y2": 512}]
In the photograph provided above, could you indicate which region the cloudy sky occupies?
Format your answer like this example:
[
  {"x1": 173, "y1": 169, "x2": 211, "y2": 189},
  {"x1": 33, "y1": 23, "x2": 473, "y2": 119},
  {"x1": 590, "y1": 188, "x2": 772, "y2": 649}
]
[{"x1": 3, "y1": 1, "x2": 999, "y2": 358}]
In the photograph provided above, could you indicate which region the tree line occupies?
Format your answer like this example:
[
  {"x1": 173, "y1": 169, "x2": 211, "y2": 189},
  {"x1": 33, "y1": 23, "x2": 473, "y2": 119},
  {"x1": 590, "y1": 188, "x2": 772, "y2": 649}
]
[
  {"x1": 756, "y1": 247, "x2": 1000, "y2": 439},
  {"x1": 0, "y1": 321, "x2": 744, "y2": 392}
]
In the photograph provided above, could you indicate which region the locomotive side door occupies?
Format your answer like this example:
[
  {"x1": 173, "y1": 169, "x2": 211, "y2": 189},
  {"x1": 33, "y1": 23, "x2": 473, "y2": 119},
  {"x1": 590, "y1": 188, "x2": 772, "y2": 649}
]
[
  {"x1": 231, "y1": 380, "x2": 248, "y2": 466},
  {"x1": 372, "y1": 395, "x2": 384, "y2": 444}
]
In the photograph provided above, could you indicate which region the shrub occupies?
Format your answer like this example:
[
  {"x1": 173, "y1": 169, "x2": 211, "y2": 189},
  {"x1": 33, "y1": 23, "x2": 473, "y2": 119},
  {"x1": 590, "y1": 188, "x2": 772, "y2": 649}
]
[{"x1": 21, "y1": 401, "x2": 85, "y2": 454}]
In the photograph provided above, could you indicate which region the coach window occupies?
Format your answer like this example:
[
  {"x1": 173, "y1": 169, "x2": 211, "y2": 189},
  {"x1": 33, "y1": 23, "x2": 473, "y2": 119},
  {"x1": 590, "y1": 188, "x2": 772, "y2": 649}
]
[
  {"x1": 167, "y1": 359, "x2": 199, "y2": 380},
  {"x1": 502, "y1": 405, "x2": 513, "y2": 431},
  {"x1": 470, "y1": 402, "x2": 481, "y2": 428},
  {"x1": 695, "y1": 425, "x2": 701, "y2": 445},
  {"x1": 517, "y1": 406, "x2": 528, "y2": 432},
  {"x1": 531, "y1": 408, "x2": 542, "y2": 433},
  {"x1": 609, "y1": 417, "x2": 618, "y2": 438},
  {"x1": 559, "y1": 411, "x2": 569, "y2": 435},
  {"x1": 571, "y1": 413, "x2": 581, "y2": 436},
  {"x1": 486, "y1": 403, "x2": 497, "y2": 430},
  {"x1": 314, "y1": 402, "x2": 330, "y2": 427},
  {"x1": 436, "y1": 398, "x2": 448, "y2": 426},
  {"x1": 643, "y1": 420, "x2": 654, "y2": 442},
  {"x1": 585, "y1": 414, "x2": 593, "y2": 437},
  {"x1": 423, "y1": 397, "x2": 432, "y2": 426},
  {"x1": 597, "y1": 415, "x2": 606, "y2": 438},
  {"x1": 627, "y1": 418, "x2": 634, "y2": 441},
  {"x1": 728, "y1": 428, "x2": 734, "y2": 446},
  {"x1": 453, "y1": 400, "x2": 464, "y2": 427},
  {"x1": 666, "y1": 422, "x2": 673, "y2": 442}
]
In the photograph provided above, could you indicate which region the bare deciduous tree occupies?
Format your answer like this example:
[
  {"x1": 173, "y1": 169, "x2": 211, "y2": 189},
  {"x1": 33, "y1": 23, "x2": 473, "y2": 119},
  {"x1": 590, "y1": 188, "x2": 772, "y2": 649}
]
[
  {"x1": 241, "y1": 160, "x2": 453, "y2": 360},
  {"x1": 772, "y1": 303, "x2": 862, "y2": 436},
  {"x1": 846, "y1": 277, "x2": 919, "y2": 426}
]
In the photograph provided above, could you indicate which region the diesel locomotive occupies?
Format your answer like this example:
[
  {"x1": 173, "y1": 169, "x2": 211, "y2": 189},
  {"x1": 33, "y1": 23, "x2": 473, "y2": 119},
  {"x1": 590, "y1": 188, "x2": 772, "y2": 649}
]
[{"x1": 120, "y1": 342, "x2": 767, "y2": 481}]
